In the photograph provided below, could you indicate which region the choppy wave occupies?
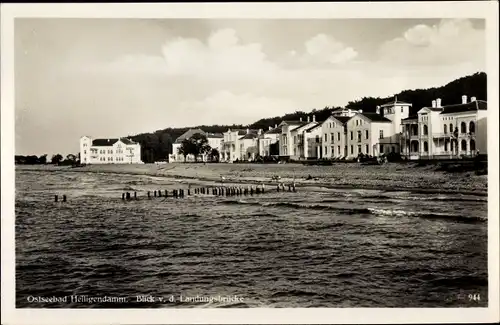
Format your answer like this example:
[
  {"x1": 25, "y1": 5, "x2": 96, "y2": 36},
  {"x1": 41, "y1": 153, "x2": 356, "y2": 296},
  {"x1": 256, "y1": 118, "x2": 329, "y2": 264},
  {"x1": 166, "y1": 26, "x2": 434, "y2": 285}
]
[
  {"x1": 220, "y1": 200, "x2": 486, "y2": 223},
  {"x1": 15, "y1": 169, "x2": 488, "y2": 308}
]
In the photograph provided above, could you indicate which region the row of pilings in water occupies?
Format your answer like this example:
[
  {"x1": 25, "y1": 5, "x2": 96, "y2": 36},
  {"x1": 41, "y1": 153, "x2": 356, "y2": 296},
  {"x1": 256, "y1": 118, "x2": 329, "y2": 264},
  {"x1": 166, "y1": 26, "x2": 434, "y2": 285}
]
[
  {"x1": 53, "y1": 183, "x2": 297, "y2": 202},
  {"x1": 120, "y1": 183, "x2": 297, "y2": 201}
]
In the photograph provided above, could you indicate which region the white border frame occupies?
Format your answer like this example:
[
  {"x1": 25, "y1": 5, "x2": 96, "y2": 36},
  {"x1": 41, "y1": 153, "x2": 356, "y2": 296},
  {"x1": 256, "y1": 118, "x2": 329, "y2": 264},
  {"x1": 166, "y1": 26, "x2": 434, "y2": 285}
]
[{"x1": 1, "y1": 2, "x2": 499, "y2": 324}]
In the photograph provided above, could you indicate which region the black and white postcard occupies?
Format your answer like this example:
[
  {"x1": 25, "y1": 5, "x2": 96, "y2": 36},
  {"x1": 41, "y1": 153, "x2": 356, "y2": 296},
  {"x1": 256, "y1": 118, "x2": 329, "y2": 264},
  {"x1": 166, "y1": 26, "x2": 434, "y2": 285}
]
[{"x1": 1, "y1": 2, "x2": 499, "y2": 324}]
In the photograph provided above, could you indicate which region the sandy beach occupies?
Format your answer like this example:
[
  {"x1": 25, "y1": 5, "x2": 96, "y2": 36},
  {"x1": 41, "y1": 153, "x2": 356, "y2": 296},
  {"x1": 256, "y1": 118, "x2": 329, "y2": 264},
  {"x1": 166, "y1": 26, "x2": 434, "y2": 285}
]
[{"x1": 16, "y1": 162, "x2": 488, "y2": 195}]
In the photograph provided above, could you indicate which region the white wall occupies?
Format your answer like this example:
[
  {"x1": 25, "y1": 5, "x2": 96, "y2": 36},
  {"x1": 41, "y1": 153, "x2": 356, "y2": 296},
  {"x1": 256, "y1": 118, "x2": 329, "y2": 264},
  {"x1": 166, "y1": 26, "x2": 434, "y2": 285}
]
[{"x1": 81, "y1": 139, "x2": 142, "y2": 164}]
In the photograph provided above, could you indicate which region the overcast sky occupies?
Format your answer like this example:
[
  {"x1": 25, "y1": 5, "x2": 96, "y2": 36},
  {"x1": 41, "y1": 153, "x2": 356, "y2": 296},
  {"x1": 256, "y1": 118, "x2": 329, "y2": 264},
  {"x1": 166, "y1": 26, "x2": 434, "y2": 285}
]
[{"x1": 15, "y1": 18, "x2": 485, "y2": 156}]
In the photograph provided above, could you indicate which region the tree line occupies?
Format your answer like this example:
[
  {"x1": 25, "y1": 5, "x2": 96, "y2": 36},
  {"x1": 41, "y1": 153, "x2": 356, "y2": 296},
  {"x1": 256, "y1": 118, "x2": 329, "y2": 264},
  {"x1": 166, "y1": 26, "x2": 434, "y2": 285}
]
[
  {"x1": 15, "y1": 153, "x2": 80, "y2": 166},
  {"x1": 126, "y1": 72, "x2": 486, "y2": 163},
  {"x1": 15, "y1": 72, "x2": 486, "y2": 164}
]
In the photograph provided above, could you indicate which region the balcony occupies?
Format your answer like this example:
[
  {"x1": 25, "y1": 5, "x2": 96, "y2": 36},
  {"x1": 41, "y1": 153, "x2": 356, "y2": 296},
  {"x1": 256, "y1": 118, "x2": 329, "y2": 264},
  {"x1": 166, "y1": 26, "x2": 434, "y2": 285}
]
[
  {"x1": 401, "y1": 133, "x2": 419, "y2": 140},
  {"x1": 458, "y1": 132, "x2": 476, "y2": 138},
  {"x1": 432, "y1": 133, "x2": 451, "y2": 139}
]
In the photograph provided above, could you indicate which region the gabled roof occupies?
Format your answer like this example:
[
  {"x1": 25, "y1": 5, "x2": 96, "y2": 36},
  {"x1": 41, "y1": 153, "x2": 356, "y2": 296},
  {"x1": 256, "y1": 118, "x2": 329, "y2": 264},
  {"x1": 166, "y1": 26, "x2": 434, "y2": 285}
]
[
  {"x1": 379, "y1": 97, "x2": 412, "y2": 108},
  {"x1": 92, "y1": 138, "x2": 119, "y2": 146},
  {"x1": 440, "y1": 100, "x2": 487, "y2": 114},
  {"x1": 174, "y1": 128, "x2": 206, "y2": 143},
  {"x1": 239, "y1": 133, "x2": 259, "y2": 140},
  {"x1": 305, "y1": 123, "x2": 322, "y2": 132},
  {"x1": 330, "y1": 116, "x2": 351, "y2": 124},
  {"x1": 120, "y1": 138, "x2": 136, "y2": 145},
  {"x1": 281, "y1": 120, "x2": 303, "y2": 126},
  {"x1": 291, "y1": 122, "x2": 316, "y2": 133},
  {"x1": 206, "y1": 133, "x2": 223, "y2": 139},
  {"x1": 419, "y1": 106, "x2": 443, "y2": 113},
  {"x1": 91, "y1": 137, "x2": 137, "y2": 146},
  {"x1": 265, "y1": 126, "x2": 283, "y2": 134},
  {"x1": 360, "y1": 112, "x2": 392, "y2": 123}
]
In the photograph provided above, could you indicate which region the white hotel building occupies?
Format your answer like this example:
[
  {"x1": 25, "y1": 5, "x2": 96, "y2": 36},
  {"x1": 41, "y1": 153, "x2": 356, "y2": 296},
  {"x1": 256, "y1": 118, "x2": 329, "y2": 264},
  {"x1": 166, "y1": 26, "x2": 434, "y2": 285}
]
[
  {"x1": 401, "y1": 95, "x2": 487, "y2": 159},
  {"x1": 79, "y1": 136, "x2": 143, "y2": 164}
]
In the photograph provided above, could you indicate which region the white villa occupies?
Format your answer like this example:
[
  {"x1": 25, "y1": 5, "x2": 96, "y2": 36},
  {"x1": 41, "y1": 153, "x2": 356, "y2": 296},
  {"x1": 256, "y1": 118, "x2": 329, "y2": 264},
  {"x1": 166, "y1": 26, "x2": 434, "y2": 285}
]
[
  {"x1": 258, "y1": 124, "x2": 280, "y2": 157},
  {"x1": 79, "y1": 136, "x2": 143, "y2": 164},
  {"x1": 170, "y1": 128, "x2": 223, "y2": 162},
  {"x1": 221, "y1": 128, "x2": 262, "y2": 162},
  {"x1": 320, "y1": 113, "x2": 352, "y2": 159},
  {"x1": 401, "y1": 95, "x2": 487, "y2": 159}
]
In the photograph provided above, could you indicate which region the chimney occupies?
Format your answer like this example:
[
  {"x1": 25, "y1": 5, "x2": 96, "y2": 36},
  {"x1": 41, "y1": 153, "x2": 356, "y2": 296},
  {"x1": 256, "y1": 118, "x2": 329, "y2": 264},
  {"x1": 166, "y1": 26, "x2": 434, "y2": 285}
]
[
  {"x1": 471, "y1": 96, "x2": 477, "y2": 102},
  {"x1": 246, "y1": 128, "x2": 249, "y2": 134},
  {"x1": 307, "y1": 116, "x2": 310, "y2": 122},
  {"x1": 436, "y1": 98, "x2": 442, "y2": 107},
  {"x1": 299, "y1": 117, "x2": 302, "y2": 122},
  {"x1": 275, "y1": 124, "x2": 277, "y2": 128},
  {"x1": 462, "y1": 95, "x2": 467, "y2": 104},
  {"x1": 312, "y1": 115, "x2": 316, "y2": 122},
  {"x1": 348, "y1": 109, "x2": 352, "y2": 115},
  {"x1": 431, "y1": 100, "x2": 436, "y2": 108},
  {"x1": 268, "y1": 126, "x2": 272, "y2": 131},
  {"x1": 376, "y1": 106, "x2": 380, "y2": 115},
  {"x1": 259, "y1": 129, "x2": 263, "y2": 135}
]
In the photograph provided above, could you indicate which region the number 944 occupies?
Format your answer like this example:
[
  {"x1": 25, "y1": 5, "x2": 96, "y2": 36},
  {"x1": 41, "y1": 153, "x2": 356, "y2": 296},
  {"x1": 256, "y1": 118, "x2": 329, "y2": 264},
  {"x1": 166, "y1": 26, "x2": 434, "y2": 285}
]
[{"x1": 468, "y1": 293, "x2": 481, "y2": 302}]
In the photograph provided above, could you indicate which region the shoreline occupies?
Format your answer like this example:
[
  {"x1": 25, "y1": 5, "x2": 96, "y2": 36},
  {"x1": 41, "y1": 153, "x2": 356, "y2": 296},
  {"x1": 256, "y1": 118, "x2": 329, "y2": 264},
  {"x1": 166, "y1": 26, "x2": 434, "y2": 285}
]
[{"x1": 15, "y1": 163, "x2": 488, "y2": 196}]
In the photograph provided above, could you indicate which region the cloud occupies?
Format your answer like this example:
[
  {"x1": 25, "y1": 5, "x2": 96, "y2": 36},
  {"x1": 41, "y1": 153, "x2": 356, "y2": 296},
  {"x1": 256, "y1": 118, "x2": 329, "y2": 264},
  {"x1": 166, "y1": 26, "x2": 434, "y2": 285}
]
[
  {"x1": 378, "y1": 19, "x2": 485, "y2": 66},
  {"x1": 304, "y1": 34, "x2": 358, "y2": 64},
  {"x1": 178, "y1": 90, "x2": 298, "y2": 126},
  {"x1": 281, "y1": 33, "x2": 358, "y2": 69},
  {"x1": 100, "y1": 28, "x2": 277, "y2": 81}
]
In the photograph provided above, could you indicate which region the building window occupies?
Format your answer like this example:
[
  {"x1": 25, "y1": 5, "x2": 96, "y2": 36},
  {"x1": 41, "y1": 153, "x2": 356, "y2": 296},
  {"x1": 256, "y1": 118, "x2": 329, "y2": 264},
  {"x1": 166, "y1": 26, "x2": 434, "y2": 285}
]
[
  {"x1": 444, "y1": 124, "x2": 447, "y2": 134},
  {"x1": 331, "y1": 146, "x2": 335, "y2": 156},
  {"x1": 356, "y1": 120, "x2": 359, "y2": 126},
  {"x1": 461, "y1": 139, "x2": 467, "y2": 151},
  {"x1": 461, "y1": 122, "x2": 467, "y2": 134},
  {"x1": 350, "y1": 131, "x2": 353, "y2": 140},
  {"x1": 379, "y1": 130, "x2": 384, "y2": 139},
  {"x1": 444, "y1": 140, "x2": 449, "y2": 152},
  {"x1": 358, "y1": 145, "x2": 362, "y2": 154},
  {"x1": 365, "y1": 144, "x2": 369, "y2": 154},
  {"x1": 423, "y1": 125, "x2": 428, "y2": 135},
  {"x1": 316, "y1": 136, "x2": 320, "y2": 143},
  {"x1": 331, "y1": 133, "x2": 334, "y2": 142},
  {"x1": 84, "y1": 150, "x2": 86, "y2": 154},
  {"x1": 338, "y1": 146, "x2": 341, "y2": 156},
  {"x1": 338, "y1": 132, "x2": 341, "y2": 141},
  {"x1": 470, "y1": 139, "x2": 476, "y2": 151},
  {"x1": 423, "y1": 141, "x2": 429, "y2": 152},
  {"x1": 350, "y1": 145, "x2": 353, "y2": 154},
  {"x1": 324, "y1": 146, "x2": 328, "y2": 155},
  {"x1": 357, "y1": 131, "x2": 362, "y2": 142},
  {"x1": 449, "y1": 123, "x2": 453, "y2": 134},
  {"x1": 365, "y1": 130, "x2": 369, "y2": 139},
  {"x1": 324, "y1": 134, "x2": 328, "y2": 142},
  {"x1": 380, "y1": 144, "x2": 384, "y2": 153},
  {"x1": 401, "y1": 108, "x2": 404, "y2": 112},
  {"x1": 469, "y1": 121, "x2": 475, "y2": 134}
]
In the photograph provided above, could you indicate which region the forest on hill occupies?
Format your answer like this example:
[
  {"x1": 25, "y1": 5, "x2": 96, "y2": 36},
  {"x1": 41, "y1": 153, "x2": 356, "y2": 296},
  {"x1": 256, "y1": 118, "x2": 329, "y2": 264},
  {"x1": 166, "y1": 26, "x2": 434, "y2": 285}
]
[{"x1": 129, "y1": 72, "x2": 486, "y2": 163}]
